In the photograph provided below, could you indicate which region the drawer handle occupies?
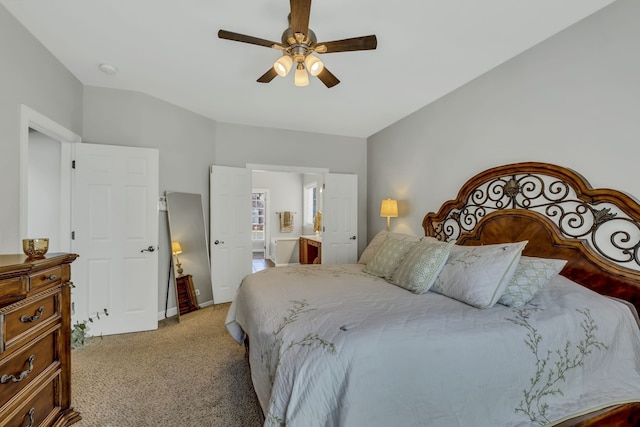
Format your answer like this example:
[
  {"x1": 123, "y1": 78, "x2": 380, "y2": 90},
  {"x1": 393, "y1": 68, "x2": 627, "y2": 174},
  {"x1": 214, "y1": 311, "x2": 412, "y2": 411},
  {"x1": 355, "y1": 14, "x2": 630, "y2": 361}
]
[
  {"x1": 1, "y1": 355, "x2": 35, "y2": 384},
  {"x1": 23, "y1": 408, "x2": 35, "y2": 427},
  {"x1": 45, "y1": 274, "x2": 56, "y2": 281},
  {"x1": 20, "y1": 306, "x2": 45, "y2": 323}
]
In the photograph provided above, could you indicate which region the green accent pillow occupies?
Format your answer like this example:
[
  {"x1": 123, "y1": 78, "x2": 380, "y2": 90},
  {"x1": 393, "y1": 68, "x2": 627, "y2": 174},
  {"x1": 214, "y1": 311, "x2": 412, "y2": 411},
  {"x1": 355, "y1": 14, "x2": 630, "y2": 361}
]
[
  {"x1": 358, "y1": 230, "x2": 422, "y2": 264},
  {"x1": 390, "y1": 240, "x2": 455, "y2": 294},
  {"x1": 498, "y1": 256, "x2": 567, "y2": 307},
  {"x1": 362, "y1": 235, "x2": 418, "y2": 279},
  {"x1": 431, "y1": 241, "x2": 528, "y2": 309}
]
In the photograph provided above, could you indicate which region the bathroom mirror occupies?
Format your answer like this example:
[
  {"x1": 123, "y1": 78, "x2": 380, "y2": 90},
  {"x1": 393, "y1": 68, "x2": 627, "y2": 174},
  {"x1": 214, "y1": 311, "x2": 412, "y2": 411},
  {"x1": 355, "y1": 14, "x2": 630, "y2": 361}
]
[{"x1": 166, "y1": 192, "x2": 213, "y2": 320}]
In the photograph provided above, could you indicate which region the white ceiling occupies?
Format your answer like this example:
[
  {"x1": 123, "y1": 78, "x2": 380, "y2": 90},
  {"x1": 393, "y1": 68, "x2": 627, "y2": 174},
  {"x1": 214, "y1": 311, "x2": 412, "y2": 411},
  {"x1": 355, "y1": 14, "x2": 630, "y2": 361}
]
[{"x1": 1, "y1": 0, "x2": 615, "y2": 138}]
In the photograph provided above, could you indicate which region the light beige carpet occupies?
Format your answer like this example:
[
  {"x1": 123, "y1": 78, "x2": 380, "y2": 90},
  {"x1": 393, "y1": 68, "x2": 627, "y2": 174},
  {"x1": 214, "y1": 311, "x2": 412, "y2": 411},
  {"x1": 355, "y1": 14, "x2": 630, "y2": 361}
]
[{"x1": 71, "y1": 303, "x2": 262, "y2": 427}]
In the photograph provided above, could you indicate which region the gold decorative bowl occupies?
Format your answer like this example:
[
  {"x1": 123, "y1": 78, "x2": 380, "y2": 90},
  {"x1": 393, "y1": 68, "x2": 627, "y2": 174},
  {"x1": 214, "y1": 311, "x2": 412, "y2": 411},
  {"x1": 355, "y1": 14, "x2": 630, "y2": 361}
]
[{"x1": 22, "y1": 238, "x2": 49, "y2": 258}]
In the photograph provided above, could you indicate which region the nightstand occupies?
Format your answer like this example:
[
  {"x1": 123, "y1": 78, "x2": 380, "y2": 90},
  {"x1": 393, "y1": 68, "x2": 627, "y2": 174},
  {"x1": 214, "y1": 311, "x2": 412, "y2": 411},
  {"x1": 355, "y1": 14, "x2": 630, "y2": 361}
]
[{"x1": 175, "y1": 274, "x2": 200, "y2": 315}]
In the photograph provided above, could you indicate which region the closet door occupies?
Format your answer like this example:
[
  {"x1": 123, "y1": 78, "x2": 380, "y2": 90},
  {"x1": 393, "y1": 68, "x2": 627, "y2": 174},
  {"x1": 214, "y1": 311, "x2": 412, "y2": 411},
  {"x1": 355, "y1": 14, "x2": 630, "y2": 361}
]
[
  {"x1": 210, "y1": 165, "x2": 252, "y2": 303},
  {"x1": 322, "y1": 173, "x2": 358, "y2": 264},
  {"x1": 72, "y1": 143, "x2": 159, "y2": 335}
]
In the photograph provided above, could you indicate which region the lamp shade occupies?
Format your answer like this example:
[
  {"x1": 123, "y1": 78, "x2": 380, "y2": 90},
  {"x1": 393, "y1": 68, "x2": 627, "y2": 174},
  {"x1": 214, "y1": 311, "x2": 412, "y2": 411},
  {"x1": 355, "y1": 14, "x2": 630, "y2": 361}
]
[
  {"x1": 274, "y1": 55, "x2": 293, "y2": 77},
  {"x1": 171, "y1": 241, "x2": 183, "y2": 255},
  {"x1": 304, "y1": 55, "x2": 324, "y2": 76},
  {"x1": 294, "y1": 64, "x2": 309, "y2": 87},
  {"x1": 380, "y1": 198, "x2": 398, "y2": 217}
]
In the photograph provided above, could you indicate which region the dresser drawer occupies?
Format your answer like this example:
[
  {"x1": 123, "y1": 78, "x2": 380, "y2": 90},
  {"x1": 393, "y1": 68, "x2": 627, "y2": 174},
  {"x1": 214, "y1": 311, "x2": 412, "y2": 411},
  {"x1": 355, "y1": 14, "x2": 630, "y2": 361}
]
[
  {"x1": 0, "y1": 327, "x2": 58, "y2": 409},
  {"x1": 1, "y1": 371, "x2": 60, "y2": 427},
  {"x1": 28, "y1": 267, "x2": 62, "y2": 293},
  {"x1": 1, "y1": 288, "x2": 60, "y2": 353},
  {"x1": 0, "y1": 277, "x2": 27, "y2": 305}
]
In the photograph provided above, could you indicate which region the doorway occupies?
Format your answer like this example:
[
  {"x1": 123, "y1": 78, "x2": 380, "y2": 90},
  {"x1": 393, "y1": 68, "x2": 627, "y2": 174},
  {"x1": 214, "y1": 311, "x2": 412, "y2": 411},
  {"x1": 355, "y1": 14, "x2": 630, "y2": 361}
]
[
  {"x1": 252, "y1": 189, "x2": 268, "y2": 258},
  {"x1": 251, "y1": 167, "x2": 325, "y2": 267},
  {"x1": 27, "y1": 130, "x2": 67, "y2": 251},
  {"x1": 251, "y1": 189, "x2": 275, "y2": 272},
  {"x1": 19, "y1": 105, "x2": 78, "y2": 251}
]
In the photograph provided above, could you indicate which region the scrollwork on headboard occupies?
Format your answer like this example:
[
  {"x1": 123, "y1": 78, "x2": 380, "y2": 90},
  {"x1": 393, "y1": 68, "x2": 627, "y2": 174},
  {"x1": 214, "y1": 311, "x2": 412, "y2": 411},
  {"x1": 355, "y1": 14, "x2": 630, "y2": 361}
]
[{"x1": 423, "y1": 162, "x2": 640, "y2": 271}]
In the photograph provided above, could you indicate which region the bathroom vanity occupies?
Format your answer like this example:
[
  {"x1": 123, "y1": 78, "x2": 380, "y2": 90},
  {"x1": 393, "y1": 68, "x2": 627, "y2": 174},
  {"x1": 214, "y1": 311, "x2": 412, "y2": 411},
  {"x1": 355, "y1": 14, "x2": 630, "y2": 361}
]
[{"x1": 299, "y1": 235, "x2": 321, "y2": 264}]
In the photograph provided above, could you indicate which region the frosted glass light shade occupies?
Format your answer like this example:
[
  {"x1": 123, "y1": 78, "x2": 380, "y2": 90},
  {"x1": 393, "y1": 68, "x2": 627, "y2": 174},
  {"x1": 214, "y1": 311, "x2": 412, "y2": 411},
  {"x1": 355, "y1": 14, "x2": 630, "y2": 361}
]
[
  {"x1": 274, "y1": 55, "x2": 293, "y2": 77},
  {"x1": 294, "y1": 65, "x2": 309, "y2": 86},
  {"x1": 304, "y1": 55, "x2": 324, "y2": 76}
]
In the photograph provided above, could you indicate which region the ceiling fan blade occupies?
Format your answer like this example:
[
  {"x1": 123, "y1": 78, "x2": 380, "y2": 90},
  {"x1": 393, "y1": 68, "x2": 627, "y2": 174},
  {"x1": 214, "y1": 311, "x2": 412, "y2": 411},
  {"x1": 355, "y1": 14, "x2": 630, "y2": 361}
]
[
  {"x1": 316, "y1": 35, "x2": 377, "y2": 53},
  {"x1": 290, "y1": 0, "x2": 312, "y2": 36},
  {"x1": 218, "y1": 30, "x2": 279, "y2": 49},
  {"x1": 257, "y1": 67, "x2": 278, "y2": 83},
  {"x1": 316, "y1": 67, "x2": 340, "y2": 88}
]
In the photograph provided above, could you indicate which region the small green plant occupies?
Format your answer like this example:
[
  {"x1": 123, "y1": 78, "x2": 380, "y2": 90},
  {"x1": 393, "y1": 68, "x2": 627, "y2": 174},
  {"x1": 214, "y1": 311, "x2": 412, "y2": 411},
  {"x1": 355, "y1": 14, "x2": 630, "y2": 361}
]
[{"x1": 71, "y1": 309, "x2": 109, "y2": 350}]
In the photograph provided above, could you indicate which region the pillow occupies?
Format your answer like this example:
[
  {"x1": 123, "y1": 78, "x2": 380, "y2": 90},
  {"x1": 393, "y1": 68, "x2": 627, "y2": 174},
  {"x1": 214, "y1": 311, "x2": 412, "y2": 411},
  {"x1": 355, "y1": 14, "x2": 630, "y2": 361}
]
[
  {"x1": 362, "y1": 235, "x2": 418, "y2": 279},
  {"x1": 431, "y1": 241, "x2": 528, "y2": 309},
  {"x1": 358, "y1": 230, "x2": 422, "y2": 264},
  {"x1": 390, "y1": 239, "x2": 455, "y2": 294},
  {"x1": 498, "y1": 256, "x2": 567, "y2": 307}
]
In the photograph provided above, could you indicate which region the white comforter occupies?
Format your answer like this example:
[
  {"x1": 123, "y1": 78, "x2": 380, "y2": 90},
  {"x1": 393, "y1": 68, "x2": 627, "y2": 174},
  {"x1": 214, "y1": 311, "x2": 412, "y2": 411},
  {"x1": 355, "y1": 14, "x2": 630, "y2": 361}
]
[{"x1": 226, "y1": 264, "x2": 640, "y2": 427}]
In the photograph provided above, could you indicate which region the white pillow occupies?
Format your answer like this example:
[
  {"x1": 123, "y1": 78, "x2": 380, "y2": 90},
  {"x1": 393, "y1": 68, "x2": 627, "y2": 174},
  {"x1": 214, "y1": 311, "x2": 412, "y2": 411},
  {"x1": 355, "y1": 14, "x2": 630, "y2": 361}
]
[
  {"x1": 498, "y1": 256, "x2": 567, "y2": 307},
  {"x1": 431, "y1": 241, "x2": 528, "y2": 309},
  {"x1": 358, "y1": 230, "x2": 421, "y2": 265},
  {"x1": 362, "y1": 235, "x2": 418, "y2": 279},
  {"x1": 390, "y1": 239, "x2": 455, "y2": 294}
]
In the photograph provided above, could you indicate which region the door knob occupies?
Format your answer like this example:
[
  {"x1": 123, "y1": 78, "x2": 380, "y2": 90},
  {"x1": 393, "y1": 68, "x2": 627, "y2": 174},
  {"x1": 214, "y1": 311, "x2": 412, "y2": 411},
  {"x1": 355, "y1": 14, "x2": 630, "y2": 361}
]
[
  {"x1": 140, "y1": 246, "x2": 156, "y2": 253},
  {"x1": 214, "y1": 240, "x2": 225, "y2": 245},
  {"x1": 349, "y1": 236, "x2": 357, "y2": 240}
]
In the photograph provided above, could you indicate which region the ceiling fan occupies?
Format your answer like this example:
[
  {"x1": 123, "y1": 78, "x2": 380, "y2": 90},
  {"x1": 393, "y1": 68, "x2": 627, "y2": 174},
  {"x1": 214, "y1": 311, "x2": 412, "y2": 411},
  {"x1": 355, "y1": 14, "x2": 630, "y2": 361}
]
[{"x1": 218, "y1": 0, "x2": 377, "y2": 88}]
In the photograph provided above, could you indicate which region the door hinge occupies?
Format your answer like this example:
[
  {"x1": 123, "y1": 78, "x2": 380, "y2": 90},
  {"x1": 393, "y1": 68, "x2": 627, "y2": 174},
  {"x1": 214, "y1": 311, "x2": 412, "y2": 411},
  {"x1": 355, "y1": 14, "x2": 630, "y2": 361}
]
[
  {"x1": 322, "y1": 183, "x2": 325, "y2": 190},
  {"x1": 71, "y1": 231, "x2": 75, "y2": 240},
  {"x1": 72, "y1": 160, "x2": 76, "y2": 169}
]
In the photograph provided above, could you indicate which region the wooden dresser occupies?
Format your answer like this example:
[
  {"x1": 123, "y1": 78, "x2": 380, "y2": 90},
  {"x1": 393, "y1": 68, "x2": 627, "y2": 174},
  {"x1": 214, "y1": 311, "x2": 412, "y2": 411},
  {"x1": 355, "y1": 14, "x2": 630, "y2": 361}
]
[{"x1": 0, "y1": 253, "x2": 79, "y2": 427}]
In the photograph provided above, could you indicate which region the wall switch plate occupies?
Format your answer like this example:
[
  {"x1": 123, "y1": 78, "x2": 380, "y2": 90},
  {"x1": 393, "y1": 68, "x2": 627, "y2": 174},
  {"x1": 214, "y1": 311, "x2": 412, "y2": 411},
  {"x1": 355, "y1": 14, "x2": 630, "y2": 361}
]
[
  {"x1": 195, "y1": 289, "x2": 200, "y2": 296},
  {"x1": 158, "y1": 196, "x2": 167, "y2": 211}
]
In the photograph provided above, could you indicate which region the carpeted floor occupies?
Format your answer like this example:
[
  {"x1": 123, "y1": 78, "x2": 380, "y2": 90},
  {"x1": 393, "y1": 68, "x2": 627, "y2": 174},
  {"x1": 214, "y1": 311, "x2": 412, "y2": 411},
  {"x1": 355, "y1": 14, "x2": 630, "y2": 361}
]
[{"x1": 71, "y1": 303, "x2": 262, "y2": 427}]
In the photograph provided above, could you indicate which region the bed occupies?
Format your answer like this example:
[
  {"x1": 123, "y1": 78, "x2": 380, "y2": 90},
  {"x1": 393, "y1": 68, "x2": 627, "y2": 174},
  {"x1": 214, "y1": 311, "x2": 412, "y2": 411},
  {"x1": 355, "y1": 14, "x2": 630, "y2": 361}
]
[{"x1": 226, "y1": 162, "x2": 640, "y2": 426}]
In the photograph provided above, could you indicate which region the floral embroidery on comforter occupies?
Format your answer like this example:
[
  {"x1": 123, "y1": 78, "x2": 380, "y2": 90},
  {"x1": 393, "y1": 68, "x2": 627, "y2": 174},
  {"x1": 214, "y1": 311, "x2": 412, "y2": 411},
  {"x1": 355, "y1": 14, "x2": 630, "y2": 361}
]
[{"x1": 226, "y1": 264, "x2": 640, "y2": 427}]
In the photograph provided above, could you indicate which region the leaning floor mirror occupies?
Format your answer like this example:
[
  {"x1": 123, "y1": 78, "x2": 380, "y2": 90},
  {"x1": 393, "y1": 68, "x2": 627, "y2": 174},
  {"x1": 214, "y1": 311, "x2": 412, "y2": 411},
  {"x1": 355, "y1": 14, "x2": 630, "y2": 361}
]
[{"x1": 166, "y1": 191, "x2": 213, "y2": 321}]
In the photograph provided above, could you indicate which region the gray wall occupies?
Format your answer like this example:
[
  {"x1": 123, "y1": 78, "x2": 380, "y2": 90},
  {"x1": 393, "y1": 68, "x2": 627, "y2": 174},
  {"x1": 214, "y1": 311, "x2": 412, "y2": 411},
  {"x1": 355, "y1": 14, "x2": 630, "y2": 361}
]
[
  {"x1": 0, "y1": 4, "x2": 83, "y2": 252},
  {"x1": 367, "y1": 0, "x2": 640, "y2": 241}
]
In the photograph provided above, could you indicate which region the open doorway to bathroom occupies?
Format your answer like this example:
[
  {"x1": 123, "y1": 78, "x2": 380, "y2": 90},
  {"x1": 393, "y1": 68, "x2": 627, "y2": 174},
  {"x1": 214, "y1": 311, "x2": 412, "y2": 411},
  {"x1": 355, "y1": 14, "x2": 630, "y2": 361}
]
[
  {"x1": 251, "y1": 189, "x2": 274, "y2": 272},
  {"x1": 248, "y1": 164, "x2": 329, "y2": 270}
]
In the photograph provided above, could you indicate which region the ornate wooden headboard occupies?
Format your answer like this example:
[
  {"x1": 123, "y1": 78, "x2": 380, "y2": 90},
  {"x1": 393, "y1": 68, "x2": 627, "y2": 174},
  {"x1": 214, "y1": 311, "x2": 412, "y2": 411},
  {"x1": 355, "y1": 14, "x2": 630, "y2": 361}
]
[{"x1": 422, "y1": 162, "x2": 640, "y2": 314}]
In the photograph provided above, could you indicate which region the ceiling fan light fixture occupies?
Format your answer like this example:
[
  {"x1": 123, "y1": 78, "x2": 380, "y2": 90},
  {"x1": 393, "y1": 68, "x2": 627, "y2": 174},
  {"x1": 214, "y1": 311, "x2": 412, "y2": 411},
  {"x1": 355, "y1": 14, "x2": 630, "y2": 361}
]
[
  {"x1": 294, "y1": 63, "x2": 309, "y2": 87},
  {"x1": 274, "y1": 55, "x2": 293, "y2": 77},
  {"x1": 304, "y1": 55, "x2": 324, "y2": 77}
]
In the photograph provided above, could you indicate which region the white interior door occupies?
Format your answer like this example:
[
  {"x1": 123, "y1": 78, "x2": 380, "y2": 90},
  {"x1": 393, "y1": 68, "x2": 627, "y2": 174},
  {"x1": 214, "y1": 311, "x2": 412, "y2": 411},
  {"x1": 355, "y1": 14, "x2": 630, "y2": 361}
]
[
  {"x1": 72, "y1": 143, "x2": 159, "y2": 335},
  {"x1": 210, "y1": 165, "x2": 252, "y2": 303},
  {"x1": 322, "y1": 173, "x2": 358, "y2": 264}
]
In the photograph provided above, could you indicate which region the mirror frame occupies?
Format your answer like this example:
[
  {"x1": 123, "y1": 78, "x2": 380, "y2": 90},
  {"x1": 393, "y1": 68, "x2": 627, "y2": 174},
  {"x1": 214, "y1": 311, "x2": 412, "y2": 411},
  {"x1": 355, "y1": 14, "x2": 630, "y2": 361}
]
[{"x1": 166, "y1": 191, "x2": 212, "y2": 320}]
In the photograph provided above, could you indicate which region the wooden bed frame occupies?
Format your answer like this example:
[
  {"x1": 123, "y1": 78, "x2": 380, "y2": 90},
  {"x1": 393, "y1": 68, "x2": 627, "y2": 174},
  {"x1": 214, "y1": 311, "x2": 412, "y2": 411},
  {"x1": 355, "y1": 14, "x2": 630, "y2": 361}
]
[{"x1": 423, "y1": 161, "x2": 640, "y2": 426}]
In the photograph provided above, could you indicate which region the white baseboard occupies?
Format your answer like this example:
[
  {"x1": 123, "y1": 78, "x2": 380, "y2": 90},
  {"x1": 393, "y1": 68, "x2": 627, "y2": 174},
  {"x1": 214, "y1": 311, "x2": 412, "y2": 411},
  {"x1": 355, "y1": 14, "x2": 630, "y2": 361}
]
[
  {"x1": 157, "y1": 299, "x2": 215, "y2": 320},
  {"x1": 274, "y1": 262, "x2": 300, "y2": 267}
]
